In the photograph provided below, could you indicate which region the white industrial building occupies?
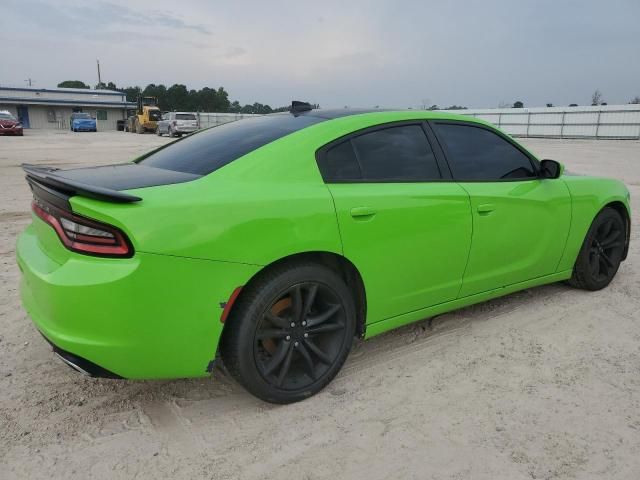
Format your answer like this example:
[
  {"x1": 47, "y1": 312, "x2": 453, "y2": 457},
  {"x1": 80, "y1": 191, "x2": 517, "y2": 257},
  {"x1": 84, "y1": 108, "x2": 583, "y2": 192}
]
[{"x1": 0, "y1": 86, "x2": 134, "y2": 131}]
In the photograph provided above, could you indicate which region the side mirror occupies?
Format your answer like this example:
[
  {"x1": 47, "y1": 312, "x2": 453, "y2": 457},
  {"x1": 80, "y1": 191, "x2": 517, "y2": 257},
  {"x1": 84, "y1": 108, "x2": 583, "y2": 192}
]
[{"x1": 540, "y1": 159, "x2": 563, "y2": 179}]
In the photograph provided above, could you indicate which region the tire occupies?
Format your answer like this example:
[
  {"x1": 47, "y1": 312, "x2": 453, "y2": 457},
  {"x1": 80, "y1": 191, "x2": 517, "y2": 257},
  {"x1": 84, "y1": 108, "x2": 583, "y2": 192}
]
[
  {"x1": 221, "y1": 262, "x2": 356, "y2": 404},
  {"x1": 569, "y1": 207, "x2": 626, "y2": 291}
]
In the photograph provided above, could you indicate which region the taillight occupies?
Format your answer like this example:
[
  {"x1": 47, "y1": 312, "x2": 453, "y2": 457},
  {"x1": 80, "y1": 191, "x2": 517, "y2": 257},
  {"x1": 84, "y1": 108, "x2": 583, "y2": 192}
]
[{"x1": 32, "y1": 200, "x2": 132, "y2": 258}]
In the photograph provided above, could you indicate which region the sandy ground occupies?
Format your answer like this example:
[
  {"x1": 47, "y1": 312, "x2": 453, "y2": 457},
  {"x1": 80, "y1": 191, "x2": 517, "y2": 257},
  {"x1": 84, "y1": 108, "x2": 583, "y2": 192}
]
[{"x1": 1, "y1": 130, "x2": 639, "y2": 480}]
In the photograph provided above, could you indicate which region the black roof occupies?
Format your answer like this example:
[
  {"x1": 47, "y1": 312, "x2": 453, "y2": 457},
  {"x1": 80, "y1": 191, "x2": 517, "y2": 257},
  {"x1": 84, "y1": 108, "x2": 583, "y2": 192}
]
[{"x1": 290, "y1": 108, "x2": 389, "y2": 120}]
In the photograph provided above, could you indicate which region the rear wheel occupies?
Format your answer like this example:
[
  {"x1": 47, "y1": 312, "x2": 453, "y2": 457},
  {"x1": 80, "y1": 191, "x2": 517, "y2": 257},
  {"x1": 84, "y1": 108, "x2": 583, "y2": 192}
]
[
  {"x1": 221, "y1": 263, "x2": 356, "y2": 404},
  {"x1": 569, "y1": 207, "x2": 626, "y2": 290}
]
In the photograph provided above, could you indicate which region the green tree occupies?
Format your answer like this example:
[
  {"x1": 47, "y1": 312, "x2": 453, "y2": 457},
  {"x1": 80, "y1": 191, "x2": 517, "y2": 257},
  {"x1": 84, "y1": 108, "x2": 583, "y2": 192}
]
[
  {"x1": 165, "y1": 84, "x2": 189, "y2": 111},
  {"x1": 142, "y1": 84, "x2": 168, "y2": 109},
  {"x1": 513, "y1": 101, "x2": 524, "y2": 108},
  {"x1": 57, "y1": 80, "x2": 90, "y2": 89}
]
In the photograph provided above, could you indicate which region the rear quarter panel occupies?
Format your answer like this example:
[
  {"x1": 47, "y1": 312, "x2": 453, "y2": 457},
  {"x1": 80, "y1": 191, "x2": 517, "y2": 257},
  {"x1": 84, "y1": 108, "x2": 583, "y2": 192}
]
[{"x1": 69, "y1": 128, "x2": 344, "y2": 266}]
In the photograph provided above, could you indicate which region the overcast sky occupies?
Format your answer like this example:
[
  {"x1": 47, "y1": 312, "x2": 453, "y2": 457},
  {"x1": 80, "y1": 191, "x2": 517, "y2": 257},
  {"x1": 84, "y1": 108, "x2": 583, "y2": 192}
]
[{"x1": 2, "y1": 0, "x2": 639, "y2": 109}]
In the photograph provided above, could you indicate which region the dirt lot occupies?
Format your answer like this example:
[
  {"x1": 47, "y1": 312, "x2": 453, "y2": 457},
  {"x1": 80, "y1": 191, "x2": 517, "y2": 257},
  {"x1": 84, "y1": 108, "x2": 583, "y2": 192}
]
[{"x1": 1, "y1": 130, "x2": 639, "y2": 479}]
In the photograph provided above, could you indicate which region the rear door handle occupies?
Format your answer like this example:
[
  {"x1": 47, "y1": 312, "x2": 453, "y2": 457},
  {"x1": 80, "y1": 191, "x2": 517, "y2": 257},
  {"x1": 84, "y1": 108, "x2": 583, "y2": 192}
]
[
  {"x1": 477, "y1": 203, "x2": 495, "y2": 215},
  {"x1": 350, "y1": 206, "x2": 377, "y2": 218}
]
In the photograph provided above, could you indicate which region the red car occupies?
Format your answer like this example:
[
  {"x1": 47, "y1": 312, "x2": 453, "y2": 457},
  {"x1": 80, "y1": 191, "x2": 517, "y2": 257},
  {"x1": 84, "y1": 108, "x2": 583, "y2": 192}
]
[{"x1": 0, "y1": 111, "x2": 24, "y2": 136}]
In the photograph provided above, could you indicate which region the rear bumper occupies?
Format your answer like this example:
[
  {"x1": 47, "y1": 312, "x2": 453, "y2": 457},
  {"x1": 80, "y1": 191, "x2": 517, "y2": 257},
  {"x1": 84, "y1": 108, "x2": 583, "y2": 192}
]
[
  {"x1": 0, "y1": 128, "x2": 23, "y2": 135},
  {"x1": 41, "y1": 334, "x2": 122, "y2": 378},
  {"x1": 175, "y1": 126, "x2": 198, "y2": 133},
  {"x1": 16, "y1": 223, "x2": 260, "y2": 379}
]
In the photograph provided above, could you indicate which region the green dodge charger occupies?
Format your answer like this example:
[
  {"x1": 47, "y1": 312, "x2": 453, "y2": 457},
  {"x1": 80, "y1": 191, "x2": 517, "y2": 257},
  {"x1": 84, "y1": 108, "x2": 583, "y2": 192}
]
[{"x1": 16, "y1": 102, "x2": 631, "y2": 403}]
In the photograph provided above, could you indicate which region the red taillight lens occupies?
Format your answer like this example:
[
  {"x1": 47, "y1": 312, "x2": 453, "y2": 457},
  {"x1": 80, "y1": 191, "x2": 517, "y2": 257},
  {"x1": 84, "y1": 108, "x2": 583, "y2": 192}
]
[{"x1": 32, "y1": 200, "x2": 132, "y2": 258}]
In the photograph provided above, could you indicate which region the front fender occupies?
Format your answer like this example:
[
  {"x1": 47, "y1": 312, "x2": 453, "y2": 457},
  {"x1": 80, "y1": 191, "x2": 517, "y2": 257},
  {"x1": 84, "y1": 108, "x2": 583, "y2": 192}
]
[{"x1": 556, "y1": 176, "x2": 631, "y2": 271}]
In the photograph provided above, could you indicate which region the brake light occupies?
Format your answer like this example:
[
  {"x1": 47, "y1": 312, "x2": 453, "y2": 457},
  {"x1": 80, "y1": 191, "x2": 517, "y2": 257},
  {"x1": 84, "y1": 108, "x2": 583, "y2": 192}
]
[{"x1": 32, "y1": 200, "x2": 132, "y2": 257}]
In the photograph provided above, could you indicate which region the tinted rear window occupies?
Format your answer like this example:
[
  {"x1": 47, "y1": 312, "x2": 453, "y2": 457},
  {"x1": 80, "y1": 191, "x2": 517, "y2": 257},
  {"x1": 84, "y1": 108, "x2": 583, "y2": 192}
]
[
  {"x1": 137, "y1": 114, "x2": 324, "y2": 175},
  {"x1": 318, "y1": 124, "x2": 441, "y2": 182},
  {"x1": 324, "y1": 141, "x2": 361, "y2": 180},
  {"x1": 352, "y1": 125, "x2": 440, "y2": 180},
  {"x1": 176, "y1": 114, "x2": 196, "y2": 120}
]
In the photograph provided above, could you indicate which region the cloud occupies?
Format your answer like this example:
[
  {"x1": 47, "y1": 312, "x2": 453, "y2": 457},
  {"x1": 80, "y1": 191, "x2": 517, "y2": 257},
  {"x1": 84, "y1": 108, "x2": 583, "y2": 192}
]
[
  {"x1": 3, "y1": 0, "x2": 212, "y2": 37},
  {"x1": 2, "y1": 0, "x2": 639, "y2": 108}
]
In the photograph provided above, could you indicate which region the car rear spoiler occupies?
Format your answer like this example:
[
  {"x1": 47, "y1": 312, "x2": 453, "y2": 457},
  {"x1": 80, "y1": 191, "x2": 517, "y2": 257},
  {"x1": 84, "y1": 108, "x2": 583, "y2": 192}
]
[{"x1": 22, "y1": 164, "x2": 142, "y2": 203}]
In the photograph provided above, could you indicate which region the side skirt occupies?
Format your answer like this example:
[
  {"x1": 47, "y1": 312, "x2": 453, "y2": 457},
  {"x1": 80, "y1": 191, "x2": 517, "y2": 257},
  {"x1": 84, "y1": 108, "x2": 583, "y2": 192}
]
[{"x1": 364, "y1": 270, "x2": 573, "y2": 338}]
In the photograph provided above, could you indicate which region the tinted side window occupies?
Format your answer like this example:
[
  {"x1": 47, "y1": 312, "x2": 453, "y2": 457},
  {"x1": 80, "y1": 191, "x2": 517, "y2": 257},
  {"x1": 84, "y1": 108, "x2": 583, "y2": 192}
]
[
  {"x1": 352, "y1": 125, "x2": 440, "y2": 181},
  {"x1": 434, "y1": 123, "x2": 536, "y2": 180},
  {"x1": 137, "y1": 114, "x2": 324, "y2": 175},
  {"x1": 324, "y1": 141, "x2": 361, "y2": 181}
]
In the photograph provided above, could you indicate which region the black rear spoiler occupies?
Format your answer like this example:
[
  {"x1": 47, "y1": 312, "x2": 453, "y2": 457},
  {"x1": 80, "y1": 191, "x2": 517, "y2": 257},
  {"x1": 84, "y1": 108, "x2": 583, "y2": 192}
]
[{"x1": 22, "y1": 164, "x2": 142, "y2": 203}]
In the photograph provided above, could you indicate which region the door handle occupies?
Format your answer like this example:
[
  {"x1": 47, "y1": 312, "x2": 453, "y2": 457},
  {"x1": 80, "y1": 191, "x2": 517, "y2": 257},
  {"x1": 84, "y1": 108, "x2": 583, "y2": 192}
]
[
  {"x1": 477, "y1": 203, "x2": 495, "y2": 215},
  {"x1": 350, "y1": 206, "x2": 377, "y2": 218}
]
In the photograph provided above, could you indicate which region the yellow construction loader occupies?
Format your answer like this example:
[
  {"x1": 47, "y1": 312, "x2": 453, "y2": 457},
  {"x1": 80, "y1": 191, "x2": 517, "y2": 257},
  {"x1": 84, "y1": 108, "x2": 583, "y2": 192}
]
[{"x1": 126, "y1": 96, "x2": 162, "y2": 134}]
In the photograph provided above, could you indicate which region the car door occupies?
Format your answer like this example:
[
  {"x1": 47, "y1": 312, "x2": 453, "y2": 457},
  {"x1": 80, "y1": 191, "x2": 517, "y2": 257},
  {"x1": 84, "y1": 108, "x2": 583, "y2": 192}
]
[
  {"x1": 431, "y1": 121, "x2": 571, "y2": 298},
  {"x1": 318, "y1": 122, "x2": 473, "y2": 324}
]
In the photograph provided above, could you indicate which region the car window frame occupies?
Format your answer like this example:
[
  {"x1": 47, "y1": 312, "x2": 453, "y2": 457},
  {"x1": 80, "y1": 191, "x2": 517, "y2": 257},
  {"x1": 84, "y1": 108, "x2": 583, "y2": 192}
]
[
  {"x1": 315, "y1": 120, "x2": 452, "y2": 184},
  {"x1": 428, "y1": 120, "x2": 541, "y2": 182}
]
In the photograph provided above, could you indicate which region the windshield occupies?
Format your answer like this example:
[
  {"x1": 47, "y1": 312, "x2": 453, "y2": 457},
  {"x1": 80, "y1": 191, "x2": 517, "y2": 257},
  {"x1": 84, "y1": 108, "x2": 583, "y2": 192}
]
[
  {"x1": 73, "y1": 113, "x2": 92, "y2": 119},
  {"x1": 176, "y1": 114, "x2": 197, "y2": 120},
  {"x1": 136, "y1": 114, "x2": 325, "y2": 176},
  {"x1": 0, "y1": 113, "x2": 16, "y2": 120}
]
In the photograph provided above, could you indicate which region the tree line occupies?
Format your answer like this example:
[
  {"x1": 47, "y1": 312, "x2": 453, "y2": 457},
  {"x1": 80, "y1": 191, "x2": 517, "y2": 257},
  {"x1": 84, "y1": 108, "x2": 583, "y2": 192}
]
[
  {"x1": 58, "y1": 80, "x2": 640, "y2": 112},
  {"x1": 57, "y1": 80, "x2": 283, "y2": 114}
]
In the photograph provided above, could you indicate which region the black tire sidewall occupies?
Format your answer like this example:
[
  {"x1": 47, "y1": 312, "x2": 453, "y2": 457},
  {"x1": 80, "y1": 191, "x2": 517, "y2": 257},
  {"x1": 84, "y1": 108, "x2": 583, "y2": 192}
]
[
  {"x1": 572, "y1": 207, "x2": 625, "y2": 290},
  {"x1": 223, "y1": 263, "x2": 356, "y2": 404}
]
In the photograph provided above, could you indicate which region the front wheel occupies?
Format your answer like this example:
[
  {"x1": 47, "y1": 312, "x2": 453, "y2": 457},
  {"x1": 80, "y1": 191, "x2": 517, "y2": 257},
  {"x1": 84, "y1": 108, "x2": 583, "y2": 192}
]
[
  {"x1": 221, "y1": 263, "x2": 356, "y2": 404},
  {"x1": 569, "y1": 207, "x2": 626, "y2": 290}
]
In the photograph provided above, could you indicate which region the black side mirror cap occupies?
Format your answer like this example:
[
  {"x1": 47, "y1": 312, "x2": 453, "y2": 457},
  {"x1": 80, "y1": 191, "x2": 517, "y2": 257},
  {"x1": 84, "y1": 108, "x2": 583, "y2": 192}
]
[{"x1": 540, "y1": 159, "x2": 563, "y2": 179}]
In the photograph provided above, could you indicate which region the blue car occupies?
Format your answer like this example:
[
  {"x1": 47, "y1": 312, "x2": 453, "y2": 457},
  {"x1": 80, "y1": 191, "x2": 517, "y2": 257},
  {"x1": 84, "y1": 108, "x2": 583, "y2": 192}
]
[{"x1": 70, "y1": 112, "x2": 97, "y2": 132}]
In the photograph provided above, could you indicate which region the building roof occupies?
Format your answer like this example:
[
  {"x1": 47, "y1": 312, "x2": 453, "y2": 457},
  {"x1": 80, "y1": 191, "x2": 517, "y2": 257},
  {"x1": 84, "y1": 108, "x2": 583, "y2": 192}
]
[
  {"x1": 0, "y1": 86, "x2": 124, "y2": 96},
  {"x1": 0, "y1": 85, "x2": 133, "y2": 108}
]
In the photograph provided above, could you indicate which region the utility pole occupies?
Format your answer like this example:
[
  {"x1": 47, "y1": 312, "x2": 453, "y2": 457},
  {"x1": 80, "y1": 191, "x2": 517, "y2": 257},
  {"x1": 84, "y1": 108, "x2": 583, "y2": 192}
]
[
  {"x1": 96, "y1": 59, "x2": 102, "y2": 88},
  {"x1": 24, "y1": 78, "x2": 34, "y2": 87}
]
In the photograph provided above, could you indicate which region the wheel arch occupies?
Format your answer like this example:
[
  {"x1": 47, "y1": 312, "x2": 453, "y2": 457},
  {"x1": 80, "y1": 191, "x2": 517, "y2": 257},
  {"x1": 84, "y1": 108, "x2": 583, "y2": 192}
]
[
  {"x1": 604, "y1": 200, "x2": 631, "y2": 260},
  {"x1": 228, "y1": 251, "x2": 368, "y2": 338}
]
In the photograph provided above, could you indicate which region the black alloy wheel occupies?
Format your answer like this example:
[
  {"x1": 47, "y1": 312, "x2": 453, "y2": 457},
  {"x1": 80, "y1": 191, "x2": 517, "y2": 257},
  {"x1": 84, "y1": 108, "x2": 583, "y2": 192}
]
[
  {"x1": 221, "y1": 263, "x2": 356, "y2": 404},
  {"x1": 570, "y1": 207, "x2": 626, "y2": 290},
  {"x1": 254, "y1": 283, "x2": 347, "y2": 390}
]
